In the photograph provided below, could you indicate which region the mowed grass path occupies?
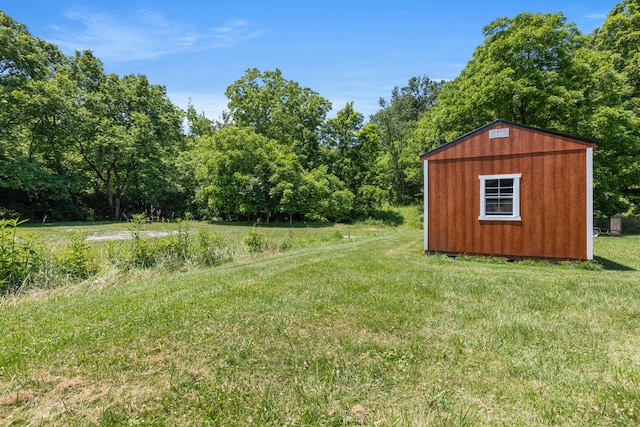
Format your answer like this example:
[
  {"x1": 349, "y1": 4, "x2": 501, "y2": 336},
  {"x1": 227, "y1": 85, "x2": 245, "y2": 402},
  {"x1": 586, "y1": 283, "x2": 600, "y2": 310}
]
[{"x1": 1, "y1": 230, "x2": 639, "y2": 425}]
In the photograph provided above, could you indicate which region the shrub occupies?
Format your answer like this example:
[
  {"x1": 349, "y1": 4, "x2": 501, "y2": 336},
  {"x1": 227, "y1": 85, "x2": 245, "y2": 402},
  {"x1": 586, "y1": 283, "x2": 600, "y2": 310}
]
[
  {"x1": 105, "y1": 214, "x2": 161, "y2": 270},
  {"x1": 0, "y1": 218, "x2": 45, "y2": 293},
  {"x1": 58, "y1": 232, "x2": 95, "y2": 279},
  {"x1": 195, "y1": 230, "x2": 228, "y2": 265},
  {"x1": 163, "y1": 217, "x2": 192, "y2": 266},
  {"x1": 244, "y1": 228, "x2": 267, "y2": 253},
  {"x1": 279, "y1": 229, "x2": 294, "y2": 251}
]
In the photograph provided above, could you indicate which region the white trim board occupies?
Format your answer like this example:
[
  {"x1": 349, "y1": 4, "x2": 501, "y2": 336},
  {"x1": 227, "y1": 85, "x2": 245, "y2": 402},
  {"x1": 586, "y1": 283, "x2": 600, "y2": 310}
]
[{"x1": 423, "y1": 160, "x2": 429, "y2": 251}]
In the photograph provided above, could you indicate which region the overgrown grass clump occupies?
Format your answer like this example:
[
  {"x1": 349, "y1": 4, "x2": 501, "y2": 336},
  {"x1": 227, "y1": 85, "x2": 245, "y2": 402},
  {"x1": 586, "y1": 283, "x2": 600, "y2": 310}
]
[
  {"x1": 0, "y1": 219, "x2": 99, "y2": 293},
  {"x1": 104, "y1": 215, "x2": 232, "y2": 271}
]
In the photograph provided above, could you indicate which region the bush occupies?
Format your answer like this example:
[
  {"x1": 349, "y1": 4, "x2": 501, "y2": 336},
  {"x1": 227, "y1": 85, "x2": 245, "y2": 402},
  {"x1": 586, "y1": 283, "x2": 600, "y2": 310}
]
[
  {"x1": 0, "y1": 218, "x2": 45, "y2": 293},
  {"x1": 195, "y1": 230, "x2": 228, "y2": 265},
  {"x1": 58, "y1": 232, "x2": 95, "y2": 279},
  {"x1": 244, "y1": 228, "x2": 267, "y2": 253},
  {"x1": 161, "y1": 217, "x2": 192, "y2": 268}
]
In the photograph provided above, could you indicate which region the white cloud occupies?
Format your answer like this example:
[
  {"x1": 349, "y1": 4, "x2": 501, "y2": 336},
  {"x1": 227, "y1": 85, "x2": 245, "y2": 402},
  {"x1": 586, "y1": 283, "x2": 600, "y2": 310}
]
[{"x1": 49, "y1": 8, "x2": 265, "y2": 62}]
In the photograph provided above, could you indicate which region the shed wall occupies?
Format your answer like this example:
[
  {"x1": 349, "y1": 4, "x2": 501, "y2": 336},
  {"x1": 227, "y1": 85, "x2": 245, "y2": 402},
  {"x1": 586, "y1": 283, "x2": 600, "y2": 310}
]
[{"x1": 426, "y1": 149, "x2": 589, "y2": 260}]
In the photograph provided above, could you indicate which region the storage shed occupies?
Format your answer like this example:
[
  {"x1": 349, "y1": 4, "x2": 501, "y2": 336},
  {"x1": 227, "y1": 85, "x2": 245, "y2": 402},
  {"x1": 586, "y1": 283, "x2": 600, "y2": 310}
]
[{"x1": 420, "y1": 119, "x2": 597, "y2": 261}]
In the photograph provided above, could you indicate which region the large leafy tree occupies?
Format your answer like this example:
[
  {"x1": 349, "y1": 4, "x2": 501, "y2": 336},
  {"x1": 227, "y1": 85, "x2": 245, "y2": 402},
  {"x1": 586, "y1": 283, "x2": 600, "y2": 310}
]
[
  {"x1": 1, "y1": 11, "x2": 186, "y2": 220},
  {"x1": 422, "y1": 12, "x2": 587, "y2": 143},
  {"x1": 370, "y1": 76, "x2": 444, "y2": 204},
  {"x1": 321, "y1": 102, "x2": 365, "y2": 193},
  {"x1": 594, "y1": 0, "x2": 640, "y2": 99},
  {"x1": 587, "y1": 0, "x2": 640, "y2": 215},
  {"x1": 225, "y1": 68, "x2": 332, "y2": 168},
  {"x1": 195, "y1": 125, "x2": 299, "y2": 221},
  {"x1": 0, "y1": 10, "x2": 85, "y2": 218},
  {"x1": 414, "y1": 10, "x2": 640, "y2": 215},
  {"x1": 300, "y1": 166, "x2": 354, "y2": 222},
  {"x1": 195, "y1": 125, "x2": 354, "y2": 222},
  {"x1": 68, "y1": 52, "x2": 184, "y2": 219}
]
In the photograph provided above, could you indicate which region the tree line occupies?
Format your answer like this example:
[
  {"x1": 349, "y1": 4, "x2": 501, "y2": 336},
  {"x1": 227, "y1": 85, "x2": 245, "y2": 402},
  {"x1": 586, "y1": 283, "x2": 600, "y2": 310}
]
[{"x1": 1, "y1": 1, "x2": 639, "y2": 222}]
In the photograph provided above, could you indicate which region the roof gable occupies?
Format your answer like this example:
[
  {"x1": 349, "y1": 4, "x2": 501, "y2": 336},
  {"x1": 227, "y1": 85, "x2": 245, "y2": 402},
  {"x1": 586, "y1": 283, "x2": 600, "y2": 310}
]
[{"x1": 420, "y1": 119, "x2": 597, "y2": 161}]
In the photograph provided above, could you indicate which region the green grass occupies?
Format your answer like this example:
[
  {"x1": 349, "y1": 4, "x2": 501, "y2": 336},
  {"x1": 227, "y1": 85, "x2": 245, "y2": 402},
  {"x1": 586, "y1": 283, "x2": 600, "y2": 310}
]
[{"x1": 1, "y1": 229, "x2": 639, "y2": 425}]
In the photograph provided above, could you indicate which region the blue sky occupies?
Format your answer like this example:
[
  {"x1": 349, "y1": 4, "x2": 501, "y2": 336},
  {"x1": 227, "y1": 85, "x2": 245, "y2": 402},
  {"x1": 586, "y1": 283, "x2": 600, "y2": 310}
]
[{"x1": 2, "y1": 0, "x2": 620, "y2": 120}]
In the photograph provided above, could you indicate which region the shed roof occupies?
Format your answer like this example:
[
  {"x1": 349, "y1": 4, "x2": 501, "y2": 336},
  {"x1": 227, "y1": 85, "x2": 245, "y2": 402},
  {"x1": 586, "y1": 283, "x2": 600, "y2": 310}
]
[{"x1": 420, "y1": 119, "x2": 598, "y2": 161}]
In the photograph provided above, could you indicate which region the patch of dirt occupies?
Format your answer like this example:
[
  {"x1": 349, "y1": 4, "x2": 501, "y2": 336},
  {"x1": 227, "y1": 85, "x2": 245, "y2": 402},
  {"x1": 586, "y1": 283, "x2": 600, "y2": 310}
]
[
  {"x1": 0, "y1": 370, "x2": 166, "y2": 424},
  {"x1": 348, "y1": 404, "x2": 371, "y2": 422},
  {"x1": 0, "y1": 389, "x2": 40, "y2": 406}
]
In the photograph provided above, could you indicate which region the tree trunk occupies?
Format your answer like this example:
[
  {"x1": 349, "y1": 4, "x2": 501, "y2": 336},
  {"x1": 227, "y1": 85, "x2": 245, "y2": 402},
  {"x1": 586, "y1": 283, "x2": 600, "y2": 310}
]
[
  {"x1": 114, "y1": 183, "x2": 122, "y2": 220},
  {"x1": 113, "y1": 168, "x2": 122, "y2": 220},
  {"x1": 105, "y1": 178, "x2": 114, "y2": 215},
  {"x1": 114, "y1": 196, "x2": 121, "y2": 221}
]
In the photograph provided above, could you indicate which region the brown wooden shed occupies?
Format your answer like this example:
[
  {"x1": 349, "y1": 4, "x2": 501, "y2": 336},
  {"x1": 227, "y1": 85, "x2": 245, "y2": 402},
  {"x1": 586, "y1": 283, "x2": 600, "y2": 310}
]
[{"x1": 420, "y1": 119, "x2": 597, "y2": 261}]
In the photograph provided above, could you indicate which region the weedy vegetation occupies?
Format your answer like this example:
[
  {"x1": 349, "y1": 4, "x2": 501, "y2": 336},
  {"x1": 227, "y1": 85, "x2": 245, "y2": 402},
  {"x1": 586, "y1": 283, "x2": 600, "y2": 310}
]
[{"x1": 0, "y1": 215, "x2": 639, "y2": 425}]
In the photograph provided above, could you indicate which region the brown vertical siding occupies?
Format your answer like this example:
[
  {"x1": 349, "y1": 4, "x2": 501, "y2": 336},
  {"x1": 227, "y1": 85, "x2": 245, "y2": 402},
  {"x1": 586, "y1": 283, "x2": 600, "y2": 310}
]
[
  {"x1": 541, "y1": 147, "x2": 556, "y2": 258},
  {"x1": 424, "y1": 121, "x2": 594, "y2": 260}
]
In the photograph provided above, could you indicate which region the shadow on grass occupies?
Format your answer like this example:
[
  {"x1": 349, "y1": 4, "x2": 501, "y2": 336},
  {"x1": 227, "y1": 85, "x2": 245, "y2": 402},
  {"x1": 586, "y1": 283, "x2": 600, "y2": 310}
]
[
  {"x1": 594, "y1": 255, "x2": 636, "y2": 271},
  {"x1": 20, "y1": 220, "x2": 123, "y2": 228},
  {"x1": 362, "y1": 209, "x2": 405, "y2": 227},
  {"x1": 212, "y1": 221, "x2": 336, "y2": 229}
]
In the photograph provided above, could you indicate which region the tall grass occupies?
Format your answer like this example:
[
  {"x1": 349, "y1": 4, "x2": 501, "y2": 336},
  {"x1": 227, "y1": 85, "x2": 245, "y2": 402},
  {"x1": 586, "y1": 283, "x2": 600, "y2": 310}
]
[
  {"x1": 2, "y1": 218, "x2": 374, "y2": 295},
  {"x1": 0, "y1": 218, "x2": 44, "y2": 293}
]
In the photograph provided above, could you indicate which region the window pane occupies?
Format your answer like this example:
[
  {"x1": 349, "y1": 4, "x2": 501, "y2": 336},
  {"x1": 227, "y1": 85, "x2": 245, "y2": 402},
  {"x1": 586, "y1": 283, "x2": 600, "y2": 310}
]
[
  {"x1": 481, "y1": 175, "x2": 519, "y2": 218},
  {"x1": 485, "y1": 197, "x2": 513, "y2": 215},
  {"x1": 485, "y1": 199, "x2": 500, "y2": 213},
  {"x1": 499, "y1": 200, "x2": 513, "y2": 213}
]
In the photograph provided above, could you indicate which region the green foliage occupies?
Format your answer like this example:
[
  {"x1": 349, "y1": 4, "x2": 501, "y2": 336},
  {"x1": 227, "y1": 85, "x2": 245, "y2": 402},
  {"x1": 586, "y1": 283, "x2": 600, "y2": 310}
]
[
  {"x1": 105, "y1": 218, "x2": 237, "y2": 271},
  {"x1": 370, "y1": 76, "x2": 445, "y2": 205},
  {"x1": 194, "y1": 230, "x2": 228, "y2": 266},
  {"x1": 587, "y1": 1, "x2": 640, "y2": 215},
  {"x1": 196, "y1": 126, "x2": 278, "y2": 220},
  {"x1": 1, "y1": 12, "x2": 186, "y2": 221},
  {"x1": 0, "y1": 218, "x2": 43, "y2": 292},
  {"x1": 243, "y1": 227, "x2": 267, "y2": 253},
  {"x1": 58, "y1": 232, "x2": 94, "y2": 279},
  {"x1": 225, "y1": 68, "x2": 332, "y2": 168},
  {"x1": 300, "y1": 166, "x2": 354, "y2": 222},
  {"x1": 420, "y1": 12, "x2": 586, "y2": 143},
  {"x1": 170, "y1": 217, "x2": 191, "y2": 261},
  {"x1": 106, "y1": 214, "x2": 158, "y2": 269},
  {"x1": 67, "y1": 62, "x2": 185, "y2": 219},
  {"x1": 195, "y1": 125, "x2": 353, "y2": 223}
]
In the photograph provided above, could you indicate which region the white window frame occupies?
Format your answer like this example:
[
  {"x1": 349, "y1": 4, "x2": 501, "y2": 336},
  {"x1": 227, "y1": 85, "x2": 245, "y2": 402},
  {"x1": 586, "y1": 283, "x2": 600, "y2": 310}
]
[{"x1": 478, "y1": 173, "x2": 521, "y2": 221}]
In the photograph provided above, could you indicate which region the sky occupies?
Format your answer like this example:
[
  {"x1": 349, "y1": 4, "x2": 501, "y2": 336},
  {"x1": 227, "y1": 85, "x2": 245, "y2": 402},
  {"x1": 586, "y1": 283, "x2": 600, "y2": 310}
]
[{"x1": 1, "y1": 0, "x2": 621, "y2": 121}]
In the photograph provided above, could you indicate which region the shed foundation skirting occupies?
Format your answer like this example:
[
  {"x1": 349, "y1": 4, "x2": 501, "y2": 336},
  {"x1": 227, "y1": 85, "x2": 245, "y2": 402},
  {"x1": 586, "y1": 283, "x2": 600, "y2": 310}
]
[{"x1": 423, "y1": 250, "x2": 591, "y2": 263}]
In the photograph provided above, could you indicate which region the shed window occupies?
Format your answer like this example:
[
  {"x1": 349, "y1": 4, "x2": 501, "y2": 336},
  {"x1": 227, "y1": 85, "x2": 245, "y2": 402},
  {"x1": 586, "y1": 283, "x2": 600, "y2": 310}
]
[{"x1": 479, "y1": 174, "x2": 521, "y2": 221}]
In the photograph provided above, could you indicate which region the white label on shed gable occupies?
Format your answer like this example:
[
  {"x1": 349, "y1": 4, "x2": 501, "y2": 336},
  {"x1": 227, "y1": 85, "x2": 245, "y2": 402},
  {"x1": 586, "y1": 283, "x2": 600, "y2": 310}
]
[{"x1": 489, "y1": 128, "x2": 509, "y2": 139}]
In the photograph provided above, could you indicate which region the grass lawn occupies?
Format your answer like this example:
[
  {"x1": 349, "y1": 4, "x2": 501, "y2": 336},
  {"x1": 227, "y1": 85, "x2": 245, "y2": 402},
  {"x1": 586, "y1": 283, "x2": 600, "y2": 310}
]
[{"x1": 1, "y1": 227, "x2": 639, "y2": 425}]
